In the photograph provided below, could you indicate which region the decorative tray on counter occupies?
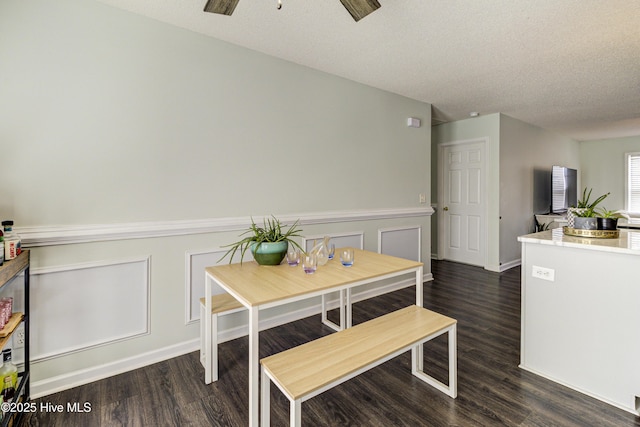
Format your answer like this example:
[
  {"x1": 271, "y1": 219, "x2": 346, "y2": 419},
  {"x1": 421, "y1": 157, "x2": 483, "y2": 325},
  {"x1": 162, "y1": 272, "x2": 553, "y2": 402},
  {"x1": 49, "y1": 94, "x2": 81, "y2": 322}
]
[{"x1": 563, "y1": 227, "x2": 619, "y2": 239}]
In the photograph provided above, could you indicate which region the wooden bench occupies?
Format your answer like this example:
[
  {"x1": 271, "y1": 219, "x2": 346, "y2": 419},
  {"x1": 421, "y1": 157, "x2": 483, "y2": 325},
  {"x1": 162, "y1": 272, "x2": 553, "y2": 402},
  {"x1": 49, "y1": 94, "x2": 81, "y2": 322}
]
[
  {"x1": 200, "y1": 294, "x2": 244, "y2": 382},
  {"x1": 260, "y1": 305, "x2": 457, "y2": 426}
]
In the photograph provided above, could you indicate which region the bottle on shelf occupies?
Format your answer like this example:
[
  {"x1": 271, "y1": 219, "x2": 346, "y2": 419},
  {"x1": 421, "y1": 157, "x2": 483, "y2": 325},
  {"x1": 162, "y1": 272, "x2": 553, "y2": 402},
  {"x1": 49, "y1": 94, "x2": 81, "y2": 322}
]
[
  {"x1": 1, "y1": 377, "x2": 14, "y2": 403},
  {"x1": 0, "y1": 297, "x2": 12, "y2": 331},
  {"x1": 0, "y1": 349, "x2": 17, "y2": 402},
  {"x1": 1, "y1": 221, "x2": 20, "y2": 261}
]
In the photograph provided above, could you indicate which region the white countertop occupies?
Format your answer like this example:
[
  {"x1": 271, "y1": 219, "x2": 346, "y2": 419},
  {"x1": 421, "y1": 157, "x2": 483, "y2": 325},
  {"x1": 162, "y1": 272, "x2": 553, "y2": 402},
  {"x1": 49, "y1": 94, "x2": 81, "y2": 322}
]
[{"x1": 518, "y1": 228, "x2": 640, "y2": 255}]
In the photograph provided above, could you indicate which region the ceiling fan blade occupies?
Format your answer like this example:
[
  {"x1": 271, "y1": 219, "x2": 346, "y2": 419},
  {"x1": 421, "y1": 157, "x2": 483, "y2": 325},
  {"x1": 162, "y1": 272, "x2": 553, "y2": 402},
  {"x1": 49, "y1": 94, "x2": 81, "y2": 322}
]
[
  {"x1": 203, "y1": 0, "x2": 240, "y2": 16},
  {"x1": 340, "y1": 0, "x2": 381, "y2": 22}
]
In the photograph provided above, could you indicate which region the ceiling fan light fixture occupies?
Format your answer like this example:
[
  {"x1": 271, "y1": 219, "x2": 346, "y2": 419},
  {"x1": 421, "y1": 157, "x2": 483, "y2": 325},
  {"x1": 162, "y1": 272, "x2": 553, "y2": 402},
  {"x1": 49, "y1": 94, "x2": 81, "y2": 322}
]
[
  {"x1": 203, "y1": 0, "x2": 240, "y2": 16},
  {"x1": 204, "y1": 0, "x2": 381, "y2": 21},
  {"x1": 339, "y1": 0, "x2": 382, "y2": 22}
]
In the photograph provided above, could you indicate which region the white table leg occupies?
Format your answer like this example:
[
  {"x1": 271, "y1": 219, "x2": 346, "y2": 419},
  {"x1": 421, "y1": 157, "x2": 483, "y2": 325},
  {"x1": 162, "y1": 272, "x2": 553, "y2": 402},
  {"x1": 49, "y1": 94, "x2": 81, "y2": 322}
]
[
  {"x1": 204, "y1": 274, "x2": 213, "y2": 384},
  {"x1": 416, "y1": 266, "x2": 423, "y2": 307},
  {"x1": 346, "y1": 288, "x2": 352, "y2": 328},
  {"x1": 249, "y1": 306, "x2": 260, "y2": 427},
  {"x1": 339, "y1": 289, "x2": 345, "y2": 330},
  {"x1": 321, "y1": 294, "x2": 328, "y2": 325}
]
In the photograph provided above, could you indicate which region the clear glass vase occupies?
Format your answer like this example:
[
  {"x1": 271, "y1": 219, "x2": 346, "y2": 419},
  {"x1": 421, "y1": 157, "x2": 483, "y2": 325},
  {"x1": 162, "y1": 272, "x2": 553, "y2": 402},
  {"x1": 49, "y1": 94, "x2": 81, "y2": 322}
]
[{"x1": 310, "y1": 236, "x2": 331, "y2": 266}]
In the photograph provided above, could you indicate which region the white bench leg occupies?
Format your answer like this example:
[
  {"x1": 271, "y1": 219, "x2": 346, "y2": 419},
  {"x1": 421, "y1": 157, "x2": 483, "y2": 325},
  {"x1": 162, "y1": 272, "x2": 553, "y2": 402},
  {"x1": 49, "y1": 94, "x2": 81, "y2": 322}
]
[
  {"x1": 411, "y1": 325, "x2": 457, "y2": 398},
  {"x1": 261, "y1": 365, "x2": 270, "y2": 427},
  {"x1": 201, "y1": 295, "x2": 245, "y2": 384},
  {"x1": 204, "y1": 278, "x2": 213, "y2": 384},
  {"x1": 211, "y1": 312, "x2": 219, "y2": 382},
  {"x1": 412, "y1": 343, "x2": 424, "y2": 373},
  {"x1": 200, "y1": 303, "x2": 206, "y2": 366},
  {"x1": 290, "y1": 399, "x2": 301, "y2": 427},
  {"x1": 201, "y1": 307, "x2": 220, "y2": 383},
  {"x1": 262, "y1": 366, "x2": 301, "y2": 427},
  {"x1": 448, "y1": 324, "x2": 458, "y2": 398}
]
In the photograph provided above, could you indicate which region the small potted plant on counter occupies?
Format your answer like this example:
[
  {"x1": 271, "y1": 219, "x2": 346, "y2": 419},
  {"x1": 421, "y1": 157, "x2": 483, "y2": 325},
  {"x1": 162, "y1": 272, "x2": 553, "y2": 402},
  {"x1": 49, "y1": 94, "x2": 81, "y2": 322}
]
[
  {"x1": 219, "y1": 216, "x2": 303, "y2": 265},
  {"x1": 569, "y1": 188, "x2": 609, "y2": 229},
  {"x1": 596, "y1": 207, "x2": 621, "y2": 230},
  {"x1": 573, "y1": 207, "x2": 597, "y2": 230}
]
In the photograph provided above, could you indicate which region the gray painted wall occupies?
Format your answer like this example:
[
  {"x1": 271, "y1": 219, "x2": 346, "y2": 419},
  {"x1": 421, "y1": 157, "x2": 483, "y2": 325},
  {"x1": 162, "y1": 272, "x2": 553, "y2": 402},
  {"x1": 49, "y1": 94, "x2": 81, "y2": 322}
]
[
  {"x1": 1, "y1": 0, "x2": 430, "y2": 226},
  {"x1": 580, "y1": 135, "x2": 640, "y2": 212},
  {"x1": 499, "y1": 115, "x2": 579, "y2": 265}
]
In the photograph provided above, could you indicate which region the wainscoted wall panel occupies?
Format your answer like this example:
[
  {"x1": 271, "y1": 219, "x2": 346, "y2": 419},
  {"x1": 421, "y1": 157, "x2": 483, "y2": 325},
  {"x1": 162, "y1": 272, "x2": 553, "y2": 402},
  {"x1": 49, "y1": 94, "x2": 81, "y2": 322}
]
[
  {"x1": 30, "y1": 258, "x2": 150, "y2": 361},
  {"x1": 378, "y1": 225, "x2": 422, "y2": 261},
  {"x1": 185, "y1": 248, "x2": 253, "y2": 324},
  {"x1": 302, "y1": 232, "x2": 365, "y2": 253}
]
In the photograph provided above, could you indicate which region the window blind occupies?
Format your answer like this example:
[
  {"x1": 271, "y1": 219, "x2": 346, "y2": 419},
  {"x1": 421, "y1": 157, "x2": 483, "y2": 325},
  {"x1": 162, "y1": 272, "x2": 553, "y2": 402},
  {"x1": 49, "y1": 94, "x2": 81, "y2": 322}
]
[{"x1": 628, "y1": 153, "x2": 640, "y2": 213}]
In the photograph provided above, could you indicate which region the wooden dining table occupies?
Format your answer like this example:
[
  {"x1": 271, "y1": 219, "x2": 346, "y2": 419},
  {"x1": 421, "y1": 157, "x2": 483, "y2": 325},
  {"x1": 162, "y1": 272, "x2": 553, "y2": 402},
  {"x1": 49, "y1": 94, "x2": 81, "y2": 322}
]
[{"x1": 204, "y1": 247, "x2": 424, "y2": 427}]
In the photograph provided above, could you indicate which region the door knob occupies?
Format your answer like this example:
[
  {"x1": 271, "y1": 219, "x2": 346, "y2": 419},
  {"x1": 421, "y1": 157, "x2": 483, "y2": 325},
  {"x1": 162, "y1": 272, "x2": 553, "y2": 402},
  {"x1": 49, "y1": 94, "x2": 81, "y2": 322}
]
[{"x1": 443, "y1": 206, "x2": 449, "y2": 211}]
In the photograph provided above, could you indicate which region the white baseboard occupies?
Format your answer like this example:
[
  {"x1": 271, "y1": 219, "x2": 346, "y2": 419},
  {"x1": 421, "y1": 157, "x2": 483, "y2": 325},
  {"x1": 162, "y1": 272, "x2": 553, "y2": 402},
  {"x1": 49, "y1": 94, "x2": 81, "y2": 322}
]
[
  {"x1": 429, "y1": 255, "x2": 520, "y2": 273},
  {"x1": 32, "y1": 276, "x2": 429, "y2": 398},
  {"x1": 499, "y1": 259, "x2": 521, "y2": 271},
  {"x1": 31, "y1": 340, "x2": 199, "y2": 399},
  {"x1": 519, "y1": 364, "x2": 640, "y2": 417}
]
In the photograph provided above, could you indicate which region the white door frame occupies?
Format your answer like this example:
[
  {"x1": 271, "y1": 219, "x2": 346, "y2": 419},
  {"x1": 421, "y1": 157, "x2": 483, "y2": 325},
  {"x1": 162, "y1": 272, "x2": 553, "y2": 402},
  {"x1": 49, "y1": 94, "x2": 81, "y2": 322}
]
[{"x1": 437, "y1": 138, "x2": 489, "y2": 268}]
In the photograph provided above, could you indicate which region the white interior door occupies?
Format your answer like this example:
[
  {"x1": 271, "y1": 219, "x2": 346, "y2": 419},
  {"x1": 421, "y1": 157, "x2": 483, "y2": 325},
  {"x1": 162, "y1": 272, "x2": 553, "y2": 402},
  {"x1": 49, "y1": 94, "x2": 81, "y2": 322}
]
[{"x1": 439, "y1": 140, "x2": 486, "y2": 266}]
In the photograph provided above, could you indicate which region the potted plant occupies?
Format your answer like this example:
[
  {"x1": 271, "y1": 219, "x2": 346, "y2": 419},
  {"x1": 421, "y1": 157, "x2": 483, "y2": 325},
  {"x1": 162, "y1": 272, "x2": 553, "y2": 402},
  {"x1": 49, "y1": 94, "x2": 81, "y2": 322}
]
[
  {"x1": 596, "y1": 207, "x2": 621, "y2": 230},
  {"x1": 573, "y1": 207, "x2": 597, "y2": 230},
  {"x1": 220, "y1": 216, "x2": 303, "y2": 265},
  {"x1": 568, "y1": 188, "x2": 609, "y2": 229}
]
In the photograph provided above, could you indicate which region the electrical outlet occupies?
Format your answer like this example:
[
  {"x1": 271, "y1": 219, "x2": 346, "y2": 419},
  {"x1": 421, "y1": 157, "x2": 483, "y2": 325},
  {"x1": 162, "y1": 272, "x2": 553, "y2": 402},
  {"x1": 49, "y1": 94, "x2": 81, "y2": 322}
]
[
  {"x1": 13, "y1": 325, "x2": 25, "y2": 349},
  {"x1": 532, "y1": 265, "x2": 555, "y2": 282},
  {"x1": 419, "y1": 193, "x2": 426, "y2": 204}
]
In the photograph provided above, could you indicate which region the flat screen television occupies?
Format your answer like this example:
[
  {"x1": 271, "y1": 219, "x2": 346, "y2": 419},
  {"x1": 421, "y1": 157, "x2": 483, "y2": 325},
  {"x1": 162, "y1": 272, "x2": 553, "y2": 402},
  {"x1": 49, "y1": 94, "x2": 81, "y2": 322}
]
[
  {"x1": 551, "y1": 165, "x2": 577, "y2": 213},
  {"x1": 533, "y1": 168, "x2": 551, "y2": 214}
]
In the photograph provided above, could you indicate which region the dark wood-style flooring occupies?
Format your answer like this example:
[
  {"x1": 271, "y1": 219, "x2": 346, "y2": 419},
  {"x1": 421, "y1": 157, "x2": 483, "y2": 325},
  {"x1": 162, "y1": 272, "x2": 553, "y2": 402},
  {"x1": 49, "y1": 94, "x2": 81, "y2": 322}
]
[{"x1": 24, "y1": 261, "x2": 640, "y2": 426}]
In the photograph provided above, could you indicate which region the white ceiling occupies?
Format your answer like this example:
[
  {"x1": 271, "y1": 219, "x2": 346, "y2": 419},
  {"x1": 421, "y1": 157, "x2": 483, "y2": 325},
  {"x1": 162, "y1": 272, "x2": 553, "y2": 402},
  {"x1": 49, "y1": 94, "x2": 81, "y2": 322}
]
[{"x1": 99, "y1": 0, "x2": 640, "y2": 141}]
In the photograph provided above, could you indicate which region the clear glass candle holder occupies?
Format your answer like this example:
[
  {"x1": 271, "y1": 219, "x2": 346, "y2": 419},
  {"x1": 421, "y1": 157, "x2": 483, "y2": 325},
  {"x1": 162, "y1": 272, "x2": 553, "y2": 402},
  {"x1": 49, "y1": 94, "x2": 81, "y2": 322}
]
[
  {"x1": 327, "y1": 243, "x2": 335, "y2": 260},
  {"x1": 302, "y1": 253, "x2": 317, "y2": 274},
  {"x1": 286, "y1": 247, "x2": 300, "y2": 266},
  {"x1": 340, "y1": 249, "x2": 354, "y2": 267}
]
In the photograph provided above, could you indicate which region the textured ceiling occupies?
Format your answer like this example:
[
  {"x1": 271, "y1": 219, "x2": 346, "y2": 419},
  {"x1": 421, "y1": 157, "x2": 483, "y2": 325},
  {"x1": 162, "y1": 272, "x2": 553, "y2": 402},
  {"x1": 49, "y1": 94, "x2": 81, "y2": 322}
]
[{"x1": 99, "y1": 0, "x2": 640, "y2": 141}]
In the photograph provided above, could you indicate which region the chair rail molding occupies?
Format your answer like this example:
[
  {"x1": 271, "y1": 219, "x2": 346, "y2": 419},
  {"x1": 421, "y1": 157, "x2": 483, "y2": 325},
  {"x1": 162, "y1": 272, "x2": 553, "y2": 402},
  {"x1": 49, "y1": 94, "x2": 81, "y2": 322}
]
[{"x1": 18, "y1": 207, "x2": 435, "y2": 247}]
